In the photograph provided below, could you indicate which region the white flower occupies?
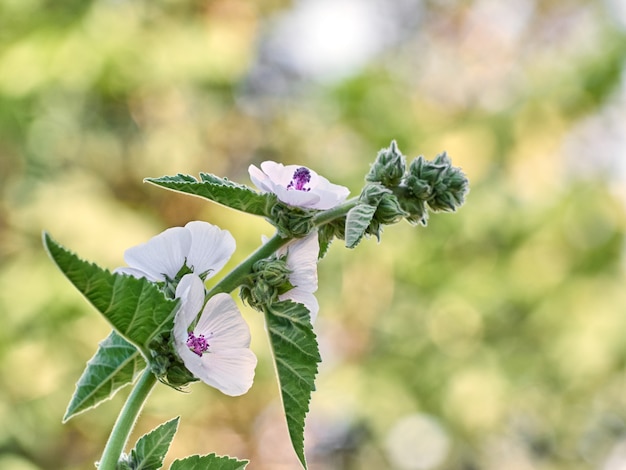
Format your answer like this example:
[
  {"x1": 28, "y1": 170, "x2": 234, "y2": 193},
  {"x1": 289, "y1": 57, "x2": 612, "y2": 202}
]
[
  {"x1": 249, "y1": 161, "x2": 350, "y2": 210},
  {"x1": 174, "y1": 274, "x2": 257, "y2": 396},
  {"x1": 115, "y1": 221, "x2": 235, "y2": 282},
  {"x1": 276, "y1": 231, "x2": 320, "y2": 322}
]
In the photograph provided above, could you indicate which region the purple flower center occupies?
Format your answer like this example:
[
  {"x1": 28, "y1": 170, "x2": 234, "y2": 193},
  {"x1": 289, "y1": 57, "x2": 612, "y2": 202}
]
[
  {"x1": 287, "y1": 167, "x2": 311, "y2": 191},
  {"x1": 187, "y1": 331, "x2": 209, "y2": 356}
]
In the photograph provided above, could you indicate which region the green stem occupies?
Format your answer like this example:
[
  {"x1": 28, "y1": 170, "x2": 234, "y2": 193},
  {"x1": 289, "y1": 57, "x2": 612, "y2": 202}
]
[
  {"x1": 312, "y1": 197, "x2": 359, "y2": 226},
  {"x1": 96, "y1": 196, "x2": 362, "y2": 468},
  {"x1": 206, "y1": 197, "x2": 360, "y2": 299},
  {"x1": 98, "y1": 368, "x2": 157, "y2": 470},
  {"x1": 206, "y1": 233, "x2": 290, "y2": 297}
]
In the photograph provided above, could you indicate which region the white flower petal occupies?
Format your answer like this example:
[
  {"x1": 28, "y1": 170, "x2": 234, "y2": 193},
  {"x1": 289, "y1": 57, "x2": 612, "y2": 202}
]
[
  {"x1": 185, "y1": 348, "x2": 257, "y2": 396},
  {"x1": 248, "y1": 164, "x2": 275, "y2": 193},
  {"x1": 309, "y1": 181, "x2": 351, "y2": 210},
  {"x1": 173, "y1": 289, "x2": 257, "y2": 396},
  {"x1": 185, "y1": 221, "x2": 236, "y2": 279},
  {"x1": 284, "y1": 232, "x2": 319, "y2": 294},
  {"x1": 260, "y1": 161, "x2": 295, "y2": 186},
  {"x1": 123, "y1": 227, "x2": 191, "y2": 281},
  {"x1": 173, "y1": 274, "x2": 206, "y2": 344},
  {"x1": 113, "y1": 266, "x2": 158, "y2": 281},
  {"x1": 275, "y1": 232, "x2": 319, "y2": 322},
  {"x1": 248, "y1": 160, "x2": 350, "y2": 210},
  {"x1": 273, "y1": 185, "x2": 322, "y2": 208},
  {"x1": 195, "y1": 293, "x2": 252, "y2": 350}
]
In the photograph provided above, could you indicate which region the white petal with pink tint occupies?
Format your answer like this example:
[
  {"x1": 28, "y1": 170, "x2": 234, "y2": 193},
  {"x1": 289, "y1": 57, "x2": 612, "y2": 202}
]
[
  {"x1": 173, "y1": 274, "x2": 257, "y2": 396},
  {"x1": 121, "y1": 227, "x2": 190, "y2": 281},
  {"x1": 115, "y1": 221, "x2": 235, "y2": 283},
  {"x1": 277, "y1": 232, "x2": 320, "y2": 322},
  {"x1": 248, "y1": 161, "x2": 350, "y2": 210}
]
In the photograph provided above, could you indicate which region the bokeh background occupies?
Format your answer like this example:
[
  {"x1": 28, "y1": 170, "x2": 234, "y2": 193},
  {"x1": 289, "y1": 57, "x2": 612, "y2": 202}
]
[{"x1": 2, "y1": 0, "x2": 626, "y2": 469}]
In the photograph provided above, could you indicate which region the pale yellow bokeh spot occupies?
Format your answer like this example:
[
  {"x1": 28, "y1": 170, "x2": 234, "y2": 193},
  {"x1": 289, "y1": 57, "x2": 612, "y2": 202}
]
[{"x1": 444, "y1": 367, "x2": 507, "y2": 432}]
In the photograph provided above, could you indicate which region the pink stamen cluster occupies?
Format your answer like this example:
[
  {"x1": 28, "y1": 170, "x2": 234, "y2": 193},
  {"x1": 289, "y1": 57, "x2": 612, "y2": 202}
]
[
  {"x1": 187, "y1": 332, "x2": 209, "y2": 357},
  {"x1": 287, "y1": 167, "x2": 311, "y2": 191}
]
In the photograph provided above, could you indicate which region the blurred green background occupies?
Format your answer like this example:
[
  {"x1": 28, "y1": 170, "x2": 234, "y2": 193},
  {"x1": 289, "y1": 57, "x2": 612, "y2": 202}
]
[{"x1": 2, "y1": 0, "x2": 626, "y2": 469}]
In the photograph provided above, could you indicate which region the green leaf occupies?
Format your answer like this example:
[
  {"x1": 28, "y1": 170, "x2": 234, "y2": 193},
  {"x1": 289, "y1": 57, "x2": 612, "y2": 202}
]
[
  {"x1": 169, "y1": 454, "x2": 248, "y2": 470},
  {"x1": 145, "y1": 173, "x2": 276, "y2": 216},
  {"x1": 43, "y1": 232, "x2": 179, "y2": 353},
  {"x1": 345, "y1": 203, "x2": 377, "y2": 249},
  {"x1": 264, "y1": 301, "x2": 321, "y2": 469},
  {"x1": 317, "y1": 219, "x2": 345, "y2": 260},
  {"x1": 63, "y1": 330, "x2": 146, "y2": 422},
  {"x1": 129, "y1": 417, "x2": 179, "y2": 470}
]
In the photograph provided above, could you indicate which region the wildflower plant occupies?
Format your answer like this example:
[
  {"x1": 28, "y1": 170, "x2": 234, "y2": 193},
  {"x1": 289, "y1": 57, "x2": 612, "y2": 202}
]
[{"x1": 43, "y1": 141, "x2": 469, "y2": 469}]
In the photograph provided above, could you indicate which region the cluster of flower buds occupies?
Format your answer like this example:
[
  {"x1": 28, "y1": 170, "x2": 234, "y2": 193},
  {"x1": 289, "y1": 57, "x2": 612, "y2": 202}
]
[
  {"x1": 240, "y1": 256, "x2": 293, "y2": 309},
  {"x1": 366, "y1": 141, "x2": 469, "y2": 226}
]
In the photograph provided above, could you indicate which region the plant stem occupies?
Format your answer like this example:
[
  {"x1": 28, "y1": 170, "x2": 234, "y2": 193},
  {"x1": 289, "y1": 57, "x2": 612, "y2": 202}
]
[
  {"x1": 206, "y1": 233, "x2": 290, "y2": 297},
  {"x1": 312, "y1": 197, "x2": 359, "y2": 226},
  {"x1": 98, "y1": 368, "x2": 157, "y2": 470},
  {"x1": 206, "y1": 199, "x2": 360, "y2": 299}
]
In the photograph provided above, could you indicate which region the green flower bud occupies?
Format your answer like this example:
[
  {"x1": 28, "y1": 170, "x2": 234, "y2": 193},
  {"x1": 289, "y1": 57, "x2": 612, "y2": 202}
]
[
  {"x1": 360, "y1": 182, "x2": 392, "y2": 205},
  {"x1": 401, "y1": 198, "x2": 429, "y2": 226},
  {"x1": 252, "y1": 257, "x2": 292, "y2": 287},
  {"x1": 269, "y1": 202, "x2": 316, "y2": 238},
  {"x1": 163, "y1": 360, "x2": 198, "y2": 388},
  {"x1": 250, "y1": 282, "x2": 277, "y2": 306},
  {"x1": 426, "y1": 157, "x2": 469, "y2": 212},
  {"x1": 240, "y1": 255, "x2": 294, "y2": 310},
  {"x1": 374, "y1": 192, "x2": 409, "y2": 225},
  {"x1": 392, "y1": 185, "x2": 429, "y2": 226},
  {"x1": 147, "y1": 333, "x2": 197, "y2": 389},
  {"x1": 401, "y1": 152, "x2": 469, "y2": 214},
  {"x1": 366, "y1": 140, "x2": 406, "y2": 187},
  {"x1": 403, "y1": 175, "x2": 432, "y2": 200}
]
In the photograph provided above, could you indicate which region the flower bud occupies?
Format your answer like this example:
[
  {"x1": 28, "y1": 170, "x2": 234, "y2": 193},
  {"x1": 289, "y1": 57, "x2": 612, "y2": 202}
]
[
  {"x1": 252, "y1": 257, "x2": 292, "y2": 287},
  {"x1": 147, "y1": 333, "x2": 197, "y2": 388},
  {"x1": 240, "y1": 256, "x2": 294, "y2": 310},
  {"x1": 251, "y1": 282, "x2": 277, "y2": 306},
  {"x1": 402, "y1": 152, "x2": 468, "y2": 214},
  {"x1": 401, "y1": 197, "x2": 429, "y2": 226},
  {"x1": 374, "y1": 192, "x2": 409, "y2": 225},
  {"x1": 427, "y1": 162, "x2": 469, "y2": 212},
  {"x1": 360, "y1": 182, "x2": 392, "y2": 205},
  {"x1": 366, "y1": 140, "x2": 406, "y2": 187},
  {"x1": 269, "y1": 202, "x2": 316, "y2": 238}
]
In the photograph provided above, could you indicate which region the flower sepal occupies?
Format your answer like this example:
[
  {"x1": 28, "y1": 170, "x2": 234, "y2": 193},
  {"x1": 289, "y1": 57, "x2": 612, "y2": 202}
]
[
  {"x1": 374, "y1": 192, "x2": 409, "y2": 225},
  {"x1": 401, "y1": 152, "x2": 469, "y2": 213},
  {"x1": 148, "y1": 333, "x2": 198, "y2": 389},
  {"x1": 240, "y1": 256, "x2": 295, "y2": 310},
  {"x1": 366, "y1": 140, "x2": 406, "y2": 187},
  {"x1": 269, "y1": 202, "x2": 317, "y2": 239}
]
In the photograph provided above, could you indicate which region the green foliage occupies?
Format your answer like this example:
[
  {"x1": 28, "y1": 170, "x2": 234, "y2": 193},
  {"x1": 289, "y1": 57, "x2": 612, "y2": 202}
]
[
  {"x1": 5, "y1": 2, "x2": 626, "y2": 469},
  {"x1": 145, "y1": 174, "x2": 277, "y2": 217},
  {"x1": 366, "y1": 140, "x2": 406, "y2": 187},
  {"x1": 403, "y1": 152, "x2": 469, "y2": 213},
  {"x1": 169, "y1": 454, "x2": 248, "y2": 470},
  {"x1": 317, "y1": 220, "x2": 345, "y2": 259},
  {"x1": 64, "y1": 331, "x2": 145, "y2": 422},
  {"x1": 128, "y1": 417, "x2": 179, "y2": 470},
  {"x1": 269, "y1": 202, "x2": 317, "y2": 239},
  {"x1": 43, "y1": 232, "x2": 179, "y2": 355},
  {"x1": 345, "y1": 203, "x2": 377, "y2": 248},
  {"x1": 263, "y1": 301, "x2": 321, "y2": 469}
]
